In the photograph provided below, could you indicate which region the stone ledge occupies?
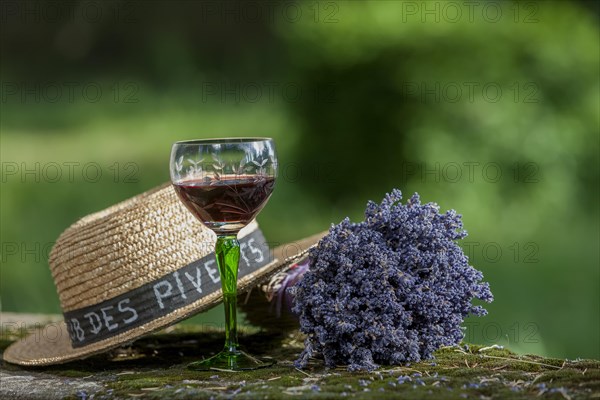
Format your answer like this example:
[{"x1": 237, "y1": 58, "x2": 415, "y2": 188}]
[{"x1": 0, "y1": 314, "x2": 598, "y2": 399}]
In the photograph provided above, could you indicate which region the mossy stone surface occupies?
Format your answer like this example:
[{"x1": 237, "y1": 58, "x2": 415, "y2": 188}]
[{"x1": 1, "y1": 324, "x2": 598, "y2": 399}]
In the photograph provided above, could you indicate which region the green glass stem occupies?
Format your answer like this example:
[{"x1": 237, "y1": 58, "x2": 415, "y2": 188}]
[
  {"x1": 215, "y1": 235, "x2": 240, "y2": 354},
  {"x1": 187, "y1": 234, "x2": 274, "y2": 371}
]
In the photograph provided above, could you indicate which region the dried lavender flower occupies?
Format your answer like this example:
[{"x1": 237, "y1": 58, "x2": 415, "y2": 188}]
[{"x1": 292, "y1": 189, "x2": 493, "y2": 371}]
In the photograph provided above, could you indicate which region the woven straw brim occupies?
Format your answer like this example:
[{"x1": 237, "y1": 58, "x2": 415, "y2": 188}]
[{"x1": 2, "y1": 233, "x2": 323, "y2": 366}]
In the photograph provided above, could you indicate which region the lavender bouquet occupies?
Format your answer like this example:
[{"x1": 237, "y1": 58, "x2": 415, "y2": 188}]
[{"x1": 290, "y1": 189, "x2": 493, "y2": 371}]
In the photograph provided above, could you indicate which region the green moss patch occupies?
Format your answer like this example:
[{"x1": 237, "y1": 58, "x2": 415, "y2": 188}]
[{"x1": 1, "y1": 325, "x2": 598, "y2": 399}]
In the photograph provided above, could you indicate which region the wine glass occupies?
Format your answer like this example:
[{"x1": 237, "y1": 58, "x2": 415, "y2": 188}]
[{"x1": 170, "y1": 138, "x2": 277, "y2": 371}]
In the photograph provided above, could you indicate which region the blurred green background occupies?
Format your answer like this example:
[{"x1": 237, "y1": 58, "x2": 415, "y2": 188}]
[{"x1": 1, "y1": 1, "x2": 598, "y2": 360}]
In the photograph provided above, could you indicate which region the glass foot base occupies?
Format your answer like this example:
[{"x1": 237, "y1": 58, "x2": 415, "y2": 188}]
[{"x1": 188, "y1": 349, "x2": 275, "y2": 371}]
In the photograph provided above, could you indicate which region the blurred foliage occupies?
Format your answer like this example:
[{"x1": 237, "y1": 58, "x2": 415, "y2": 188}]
[{"x1": 0, "y1": 0, "x2": 598, "y2": 362}]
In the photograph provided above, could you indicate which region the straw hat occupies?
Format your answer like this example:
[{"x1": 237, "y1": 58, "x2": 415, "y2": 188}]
[{"x1": 3, "y1": 183, "x2": 324, "y2": 366}]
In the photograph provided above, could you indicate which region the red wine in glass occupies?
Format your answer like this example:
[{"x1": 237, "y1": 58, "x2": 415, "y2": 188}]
[
  {"x1": 170, "y1": 138, "x2": 277, "y2": 371},
  {"x1": 173, "y1": 175, "x2": 275, "y2": 234}
]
